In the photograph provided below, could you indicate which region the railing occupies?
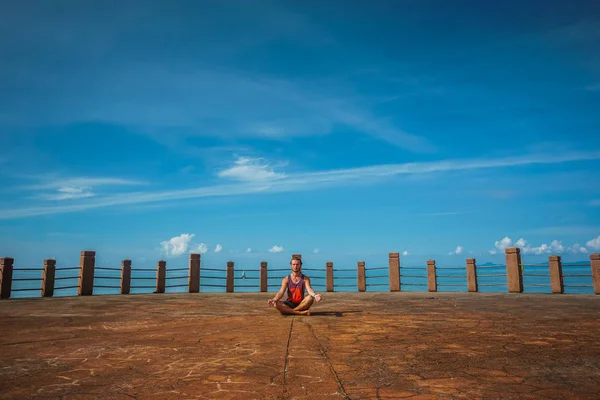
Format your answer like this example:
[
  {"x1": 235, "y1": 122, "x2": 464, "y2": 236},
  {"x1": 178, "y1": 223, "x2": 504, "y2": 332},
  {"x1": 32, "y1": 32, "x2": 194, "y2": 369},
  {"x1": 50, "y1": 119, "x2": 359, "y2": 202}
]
[
  {"x1": 0, "y1": 249, "x2": 599, "y2": 299},
  {"x1": 475, "y1": 262, "x2": 508, "y2": 292}
]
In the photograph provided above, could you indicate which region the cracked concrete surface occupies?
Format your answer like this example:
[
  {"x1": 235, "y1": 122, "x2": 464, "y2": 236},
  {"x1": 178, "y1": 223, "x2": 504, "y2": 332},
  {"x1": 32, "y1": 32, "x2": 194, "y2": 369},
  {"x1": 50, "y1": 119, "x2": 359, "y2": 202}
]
[{"x1": 1, "y1": 292, "x2": 599, "y2": 399}]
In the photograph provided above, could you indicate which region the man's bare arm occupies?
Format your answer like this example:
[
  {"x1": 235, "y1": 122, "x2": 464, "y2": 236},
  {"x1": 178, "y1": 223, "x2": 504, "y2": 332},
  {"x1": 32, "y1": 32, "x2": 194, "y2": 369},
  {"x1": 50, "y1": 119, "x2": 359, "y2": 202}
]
[
  {"x1": 267, "y1": 277, "x2": 288, "y2": 306},
  {"x1": 304, "y1": 277, "x2": 322, "y2": 302}
]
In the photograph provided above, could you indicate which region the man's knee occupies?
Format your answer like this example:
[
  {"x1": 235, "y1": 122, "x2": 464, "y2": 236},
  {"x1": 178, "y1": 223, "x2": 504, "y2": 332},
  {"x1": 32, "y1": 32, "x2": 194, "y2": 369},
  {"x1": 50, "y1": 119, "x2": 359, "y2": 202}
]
[
  {"x1": 275, "y1": 301, "x2": 287, "y2": 314},
  {"x1": 299, "y1": 296, "x2": 314, "y2": 309}
]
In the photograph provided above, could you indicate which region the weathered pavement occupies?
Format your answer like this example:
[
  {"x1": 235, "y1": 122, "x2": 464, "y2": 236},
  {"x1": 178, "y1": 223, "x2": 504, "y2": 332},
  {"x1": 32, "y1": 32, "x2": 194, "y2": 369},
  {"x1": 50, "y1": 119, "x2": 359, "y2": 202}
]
[{"x1": 1, "y1": 292, "x2": 599, "y2": 399}]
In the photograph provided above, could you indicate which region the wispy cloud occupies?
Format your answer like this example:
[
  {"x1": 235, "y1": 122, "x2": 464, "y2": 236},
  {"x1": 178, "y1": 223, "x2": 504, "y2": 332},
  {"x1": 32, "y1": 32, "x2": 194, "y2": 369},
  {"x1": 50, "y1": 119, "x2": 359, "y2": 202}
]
[
  {"x1": 585, "y1": 83, "x2": 600, "y2": 91},
  {"x1": 1, "y1": 150, "x2": 599, "y2": 219},
  {"x1": 419, "y1": 211, "x2": 466, "y2": 217},
  {"x1": 40, "y1": 186, "x2": 95, "y2": 201},
  {"x1": 217, "y1": 157, "x2": 287, "y2": 182},
  {"x1": 14, "y1": 176, "x2": 147, "y2": 202},
  {"x1": 18, "y1": 177, "x2": 146, "y2": 191},
  {"x1": 1, "y1": 60, "x2": 435, "y2": 154},
  {"x1": 589, "y1": 199, "x2": 600, "y2": 206}
]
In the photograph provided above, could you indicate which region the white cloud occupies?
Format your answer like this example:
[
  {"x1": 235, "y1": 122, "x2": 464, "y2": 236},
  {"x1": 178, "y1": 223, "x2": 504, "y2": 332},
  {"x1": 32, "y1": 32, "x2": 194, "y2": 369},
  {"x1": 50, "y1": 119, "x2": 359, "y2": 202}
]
[
  {"x1": 489, "y1": 250, "x2": 497, "y2": 255},
  {"x1": 313, "y1": 248, "x2": 319, "y2": 254},
  {"x1": 521, "y1": 240, "x2": 573, "y2": 255},
  {"x1": 549, "y1": 240, "x2": 565, "y2": 253},
  {"x1": 568, "y1": 243, "x2": 588, "y2": 254},
  {"x1": 269, "y1": 245, "x2": 284, "y2": 253},
  {"x1": 402, "y1": 250, "x2": 409, "y2": 256},
  {"x1": 2, "y1": 150, "x2": 600, "y2": 219},
  {"x1": 495, "y1": 236, "x2": 513, "y2": 250},
  {"x1": 246, "y1": 248, "x2": 252, "y2": 252},
  {"x1": 190, "y1": 243, "x2": 208, "y2": 254},
  {"x1": 589, "y1": 199, "x2": 600, "y2": 206},
  {"x1": 586, "y1": 236, "x2": 600, "y2": 250},
  {"x1": 159, "y1": 233, "x2": 212, "y2": 256},
  {"x1": 214, "y1": 244, "x2": 222, "y2": 253},
  {"x1": 515, "y1": 238, "x2": 527, "y2": 248},
  {"x1": 491, "y1": 236, "x2": 593, "y2": 256},
  {"x1": 217, "y1": 156, "x2": 286, "y2": 182},
  {"x1": 448, "y1": 246, "x2": 463, "y2": 255},
  {"x1": 160, "y1": 233, "x2": 195, "y2": 257},
  {"x1": 523, "y1": 244, "x2": 550, "y2": 255}
]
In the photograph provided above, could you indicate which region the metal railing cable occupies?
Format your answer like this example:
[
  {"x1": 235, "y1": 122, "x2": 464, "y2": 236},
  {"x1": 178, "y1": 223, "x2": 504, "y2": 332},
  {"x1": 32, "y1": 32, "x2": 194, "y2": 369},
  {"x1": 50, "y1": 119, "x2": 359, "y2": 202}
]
[
  {"x1": 93, "y1": 267, "x2": 122, "y2": 290},
  {"x1": 164, "y1": 267, "x2": 190, "y2": 289},
  {"x1": 9, "y1": 267, "x2": 43, "y2": 293},
  {"x1": 561, "y1": 263, "x2": 593, "y2": 289}
]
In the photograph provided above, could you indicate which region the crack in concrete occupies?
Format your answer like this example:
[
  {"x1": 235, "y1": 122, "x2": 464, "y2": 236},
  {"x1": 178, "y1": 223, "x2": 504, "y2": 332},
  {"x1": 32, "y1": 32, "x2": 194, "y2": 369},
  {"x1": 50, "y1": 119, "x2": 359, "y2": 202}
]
[
  {"x1": 304, "y1": 319, "x2": 350, "y2": 399},
  {"x1": 282, "y1": 316, "x2": 295, "y2": 394}
]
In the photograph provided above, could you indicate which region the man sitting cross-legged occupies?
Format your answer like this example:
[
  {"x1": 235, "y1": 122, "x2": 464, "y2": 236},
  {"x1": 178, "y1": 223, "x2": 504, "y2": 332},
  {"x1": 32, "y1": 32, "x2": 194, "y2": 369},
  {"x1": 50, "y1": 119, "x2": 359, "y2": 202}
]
[{"x1": 267, "y1": 256, "x2": 322, "y2": 315}]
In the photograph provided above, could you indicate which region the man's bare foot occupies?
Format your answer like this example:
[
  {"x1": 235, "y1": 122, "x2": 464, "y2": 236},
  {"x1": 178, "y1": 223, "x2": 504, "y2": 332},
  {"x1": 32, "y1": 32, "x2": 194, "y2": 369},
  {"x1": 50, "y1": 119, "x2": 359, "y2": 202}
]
[{"x1": 299, "y1": 310, "x2": 311, "y2": 316}]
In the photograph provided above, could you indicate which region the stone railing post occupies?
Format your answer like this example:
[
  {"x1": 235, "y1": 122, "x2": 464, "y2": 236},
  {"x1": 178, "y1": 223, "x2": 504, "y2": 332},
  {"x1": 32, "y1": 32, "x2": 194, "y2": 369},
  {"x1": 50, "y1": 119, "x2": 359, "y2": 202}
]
[
  {"x1": 326, "y1": 261, "x2": 334, "y2": 292},
  {"x1": 427, "y1": 260, "x2": 437, "y2": 292},
  {"x1": 358, "y1": 261, "x2": 366, "y2": 292},
  {"x1": 42, "y1": 259, "x2": 56, "y2": 297},
  {"x1": 189, "y1": 254, "x2": 200, "y2": 293},
  {"x1": 591, "y1": 253, "x2": 600, "y2": 295},
  {"x1": 121, "y1": 259, "x2": 131, "y2": 295},
  {"x1": 389, "y1": 252, "x2": 400, "y2": 291},
  {"x1": 260, "y1": 261, "x2": 267, "y2": 292},
  {"x1": 226, "y1": 261, "x2": 234, "y2": 292},
  {"x1": 156, "y1": 260, "x2": 166, "y2": 293},
  {"x1": 505, "y1": 247, "x2": 523, "y2": 293},
  {"x1": 78, "y1": 251, "x2": 95, "y2": 296},
  {"x1": 0, "y1": 257, "x2": 14, "y2": 300},
  {"x1": 548, "y1": 255, "x2": 563, "y2": 294},
  {"x1": 467, "y1": 258, "x2": 478, "y2": 292}
]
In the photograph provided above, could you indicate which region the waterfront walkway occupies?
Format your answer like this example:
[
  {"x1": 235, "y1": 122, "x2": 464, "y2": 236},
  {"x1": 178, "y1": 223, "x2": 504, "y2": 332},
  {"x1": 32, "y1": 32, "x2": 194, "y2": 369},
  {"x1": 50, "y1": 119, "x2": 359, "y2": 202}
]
[{"x1": 1, "y1": 292, "x2": 599, "y2": 399}]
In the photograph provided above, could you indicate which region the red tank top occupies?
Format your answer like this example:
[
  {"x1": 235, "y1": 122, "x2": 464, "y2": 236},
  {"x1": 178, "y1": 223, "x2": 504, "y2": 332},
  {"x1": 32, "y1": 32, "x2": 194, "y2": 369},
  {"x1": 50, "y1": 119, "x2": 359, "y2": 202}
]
[{"x1": 287, "y1": 274, "x2": 305, "y2": 304}]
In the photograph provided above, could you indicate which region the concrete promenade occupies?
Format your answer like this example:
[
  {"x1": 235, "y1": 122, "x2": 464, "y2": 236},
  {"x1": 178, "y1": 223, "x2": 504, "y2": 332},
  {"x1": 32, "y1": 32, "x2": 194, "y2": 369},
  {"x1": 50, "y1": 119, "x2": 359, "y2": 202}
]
[{"x1": 1, "y1": 292, "x2": 599, "y2": 399}]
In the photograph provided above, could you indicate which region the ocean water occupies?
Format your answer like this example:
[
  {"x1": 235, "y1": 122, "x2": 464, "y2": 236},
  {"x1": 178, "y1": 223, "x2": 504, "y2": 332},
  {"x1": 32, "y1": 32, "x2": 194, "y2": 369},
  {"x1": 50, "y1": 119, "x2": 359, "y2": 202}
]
[{"x1": 5, "y1": 261, "x2": 596, "y2": 299}]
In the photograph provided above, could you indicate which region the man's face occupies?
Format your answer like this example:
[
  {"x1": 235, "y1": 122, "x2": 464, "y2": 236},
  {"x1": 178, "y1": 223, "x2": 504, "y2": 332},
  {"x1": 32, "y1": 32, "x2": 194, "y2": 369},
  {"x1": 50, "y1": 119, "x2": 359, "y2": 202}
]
[{"x1": 291, "y1": 260, "x2": 302, "y2": 272}]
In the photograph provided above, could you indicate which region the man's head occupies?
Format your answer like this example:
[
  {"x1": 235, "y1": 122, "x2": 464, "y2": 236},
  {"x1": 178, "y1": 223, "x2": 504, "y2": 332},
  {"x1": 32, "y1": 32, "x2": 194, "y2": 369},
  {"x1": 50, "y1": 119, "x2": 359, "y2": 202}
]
[{"x1": 290, "y1": 256, "x2": 302, "y2": 272}]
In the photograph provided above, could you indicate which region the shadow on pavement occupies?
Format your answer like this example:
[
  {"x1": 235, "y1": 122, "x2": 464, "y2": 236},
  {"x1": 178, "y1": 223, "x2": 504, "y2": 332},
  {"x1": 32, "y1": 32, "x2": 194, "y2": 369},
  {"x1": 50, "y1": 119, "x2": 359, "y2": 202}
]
[{"x1": 309, "y1": 310, "x2": 362, "y2": 317}]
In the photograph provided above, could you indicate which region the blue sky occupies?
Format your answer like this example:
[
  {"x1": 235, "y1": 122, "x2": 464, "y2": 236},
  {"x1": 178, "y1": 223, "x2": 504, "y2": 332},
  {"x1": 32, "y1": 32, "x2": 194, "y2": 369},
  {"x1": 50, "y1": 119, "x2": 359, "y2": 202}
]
[{"x1": 1, "y1": 0, "x2": 599, "y2": 271}]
